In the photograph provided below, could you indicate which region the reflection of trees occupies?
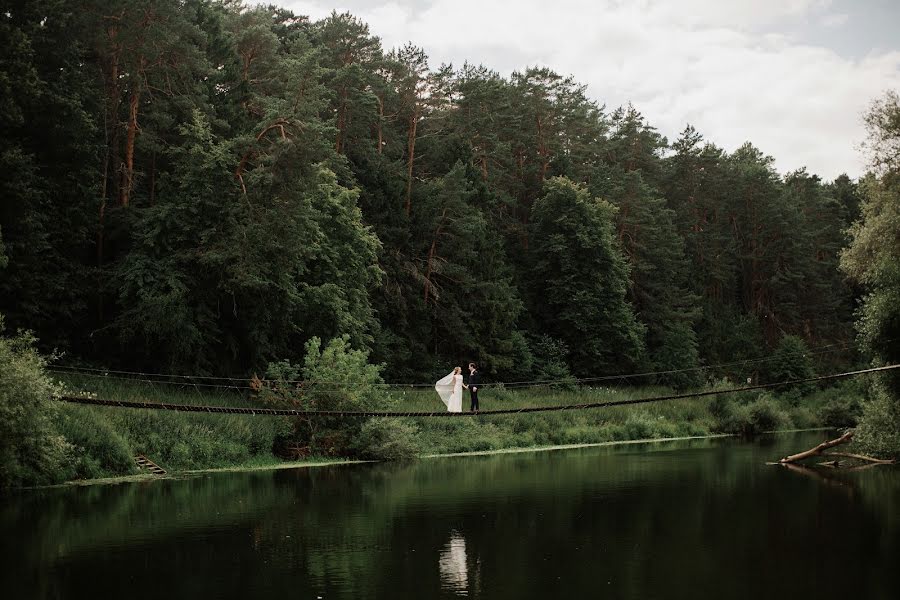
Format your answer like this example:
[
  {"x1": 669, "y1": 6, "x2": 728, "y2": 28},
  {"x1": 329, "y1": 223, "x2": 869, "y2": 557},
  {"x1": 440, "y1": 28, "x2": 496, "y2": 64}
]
[
  {"x1": 1, "y1": 432, "x2": 898, "y2": 599},
  {"x1": 1, "y1": 473, "x2": 291, "y2": 561}
]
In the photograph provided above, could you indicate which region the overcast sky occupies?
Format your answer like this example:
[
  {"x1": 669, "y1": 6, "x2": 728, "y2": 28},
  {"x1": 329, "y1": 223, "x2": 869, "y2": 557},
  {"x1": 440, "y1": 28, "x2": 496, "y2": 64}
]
[{"x1": 264, "y1": 0, "x2": 900, "y2": 179}]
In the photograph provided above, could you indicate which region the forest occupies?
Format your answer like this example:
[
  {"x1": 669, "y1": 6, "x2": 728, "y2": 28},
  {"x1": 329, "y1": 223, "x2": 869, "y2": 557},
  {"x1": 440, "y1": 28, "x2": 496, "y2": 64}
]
[{"x1": 1, "y1": 1, "x2": 899, "y2": 481}]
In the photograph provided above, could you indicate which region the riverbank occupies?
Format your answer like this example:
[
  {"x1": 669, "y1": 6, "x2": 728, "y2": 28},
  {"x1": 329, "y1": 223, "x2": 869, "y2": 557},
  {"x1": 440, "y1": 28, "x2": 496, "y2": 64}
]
[
  {"x1": 34, "y1": 428, "x2": 848, "y2": 490},
  {"x1": 31, "y1": 457, "x2": 370, "y2": 490},
  {"x1": 34, "y1": 372, "x2": 864, "y2": 488},
  {"x1": 40, "y1": 434, "x2": 724, "y2": 489}
]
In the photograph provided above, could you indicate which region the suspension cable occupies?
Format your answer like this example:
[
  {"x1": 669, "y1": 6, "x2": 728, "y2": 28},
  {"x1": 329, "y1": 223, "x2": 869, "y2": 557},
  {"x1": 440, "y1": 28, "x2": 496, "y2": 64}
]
[
  {"x1": 55, "y1": 363, "x2": 899, "y2": 417},
  {"x1": 47, "y1": 337, "x2": 867, "y2": 390}
]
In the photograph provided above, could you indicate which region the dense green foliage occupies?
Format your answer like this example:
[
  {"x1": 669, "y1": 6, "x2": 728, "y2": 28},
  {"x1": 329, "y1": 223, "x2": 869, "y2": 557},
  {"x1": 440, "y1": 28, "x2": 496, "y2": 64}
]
[
  {"x1": 0, "y1": 1, "x2": 863, "y2": 384},
  {"x1": 259, "y1": 335, "x2": 419, "y2": 460},
  {"x1": 527, "y1": 178, "x2": 644, "y2": 375},
  {"x1": 0, "y1": 319, "x2": 69, "y2": 489},
  {"x1": 763, "y1": 335, "x2": 817, "y2": 403},
  {"x1": 1, "y1": 1, "x2": 896, "y2": 477},
  {"x1": 841, "y1": 91, "x2": 900, "y2": 457}
]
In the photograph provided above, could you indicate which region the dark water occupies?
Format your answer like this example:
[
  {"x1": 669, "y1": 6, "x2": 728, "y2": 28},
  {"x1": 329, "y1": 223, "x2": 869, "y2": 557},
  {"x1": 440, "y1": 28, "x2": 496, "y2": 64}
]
[{"x1": 2, "y1": 432, "x2": 898, "y2": 599}]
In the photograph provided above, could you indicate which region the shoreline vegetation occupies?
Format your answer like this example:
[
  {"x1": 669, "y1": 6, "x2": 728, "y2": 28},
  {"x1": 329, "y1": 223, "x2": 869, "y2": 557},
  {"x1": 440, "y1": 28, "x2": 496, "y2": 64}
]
[
  {"x1": 35, "y1": 429, "x2": 835, "y2": 491},
  {"x1": 1, "y1": 4, "x2": 897, "y2": 490},
  {"x1": 0, "y1": 319, "x2": 878, "y2": 492},
  {"x1": 29, "y1": 367, "x2": 866, "y2": 489}
]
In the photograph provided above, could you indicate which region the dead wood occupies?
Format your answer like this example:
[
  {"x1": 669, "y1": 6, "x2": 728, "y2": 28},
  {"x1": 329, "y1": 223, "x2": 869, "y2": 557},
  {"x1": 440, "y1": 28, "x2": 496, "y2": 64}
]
[
  {"x1": 778, "y1": 430, "x2": 895, "y2": 467},
  {"x1": 778, "y1": 431, "x2": 854, "y2": 464}
]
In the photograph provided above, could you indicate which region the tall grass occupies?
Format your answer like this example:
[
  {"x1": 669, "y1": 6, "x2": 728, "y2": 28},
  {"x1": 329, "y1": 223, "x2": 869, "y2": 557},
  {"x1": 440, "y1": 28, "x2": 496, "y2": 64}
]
[{"x1": 47, "y1": 372, "x2": 866, "y2": 479}]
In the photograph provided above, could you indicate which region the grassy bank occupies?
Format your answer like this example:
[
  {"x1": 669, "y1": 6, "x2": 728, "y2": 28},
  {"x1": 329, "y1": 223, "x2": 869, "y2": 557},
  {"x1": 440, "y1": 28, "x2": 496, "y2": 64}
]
[{"x1": 47, "y1": 373, "x2": 866, "y2": 483}]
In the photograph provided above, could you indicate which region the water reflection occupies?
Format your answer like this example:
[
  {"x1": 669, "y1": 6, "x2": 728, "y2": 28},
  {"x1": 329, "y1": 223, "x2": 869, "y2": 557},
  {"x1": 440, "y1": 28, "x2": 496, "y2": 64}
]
[
  {"x1": 439, "y1": 531, "x2": 468, "y2": 595},
  {"x1": 0, "y1": 432, "x2": 897, "y2": 600}
]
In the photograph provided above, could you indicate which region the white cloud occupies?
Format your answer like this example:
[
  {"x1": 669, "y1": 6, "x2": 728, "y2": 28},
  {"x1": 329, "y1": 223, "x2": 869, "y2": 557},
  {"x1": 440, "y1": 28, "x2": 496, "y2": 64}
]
[
  {"x1": 264, "y1": 0, "x2": 900, "y2": 178},
  {"x1": 820, "y1": 13, "x2": 849, "y2": 28}
]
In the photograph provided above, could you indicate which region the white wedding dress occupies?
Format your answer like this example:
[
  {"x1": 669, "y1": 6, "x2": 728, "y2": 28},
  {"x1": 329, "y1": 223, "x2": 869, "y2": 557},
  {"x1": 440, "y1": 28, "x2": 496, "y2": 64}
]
[{"x1": 435, "y1": 372, "x2": 464, "y2": 412}]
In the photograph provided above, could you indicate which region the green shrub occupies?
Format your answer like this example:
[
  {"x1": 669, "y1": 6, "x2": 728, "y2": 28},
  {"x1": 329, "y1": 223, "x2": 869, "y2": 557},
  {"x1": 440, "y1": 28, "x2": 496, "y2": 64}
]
[
  {"x1": 54, "y1": 406, "x2": 135, "y2": 479},
  {"x1": 674, "y1": 421, "x2": 709, "y2": 437},
  {"x1": 709, "y1": 387, "x2": 736, "y2": 421},
  {"x1": 820, "y1": 398, "x2": 861, "y2": 428},
  {"x1": 854, "y1": 385, "x2": 900, "y2": 459},
  {"x1": 714, "y1": 394, "x2": 788, "y2": 436},
  {"x1": 353, "y1": 418, "x2": 420, "y2": 461},
  {"x1": 561, "y1": 425, "x2": 601, "y2": 444},
  {"x1": 601, "y1": 424, "x2": 628, "y2": 441},
  {"x1": 653, "y1": 419, "x2": 680, "y2": 439},
  {"x1": 0, "y1": 320, "x2": 71, "y2": 490},
  {"x1": 260, "y1": 335, "x2": 385, "y2": 457},
  {"x1": 529, "y1": 335, "x2": 577, "y2": 389},
  {"x1": 764, "y1": 335, "x2": 817, "y2": 404},
  {"x1": 788, "y1": 406, "x2": 818, "y2": 430},
  {"x1": 748, "y1": 396, "x2": 787, "y2": 431},
  {"x1": 623, "y1": 412, "x2": 656, "y2": 440}
]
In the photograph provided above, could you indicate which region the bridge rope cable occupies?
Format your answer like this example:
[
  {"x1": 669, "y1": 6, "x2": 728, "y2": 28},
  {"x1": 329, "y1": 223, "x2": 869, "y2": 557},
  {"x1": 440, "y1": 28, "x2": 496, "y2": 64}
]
[
  {"x1": 55, "y1": 363, "x2": 900, "y2": 418},
  {"x1": 46, "y1": 337, "x2": 870, "y2": 391}
]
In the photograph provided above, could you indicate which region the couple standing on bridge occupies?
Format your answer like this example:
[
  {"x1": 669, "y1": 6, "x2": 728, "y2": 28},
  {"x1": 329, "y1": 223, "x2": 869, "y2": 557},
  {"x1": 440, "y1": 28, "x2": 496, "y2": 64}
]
[{"x1": 435, "y1": 363, "x2": 481, "y2": 413}]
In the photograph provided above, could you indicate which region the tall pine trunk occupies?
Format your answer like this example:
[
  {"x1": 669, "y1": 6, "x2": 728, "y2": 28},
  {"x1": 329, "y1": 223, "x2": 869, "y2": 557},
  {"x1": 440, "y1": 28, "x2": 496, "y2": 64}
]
[
  {"x1": 376, "y1": 94, "x2": 384, "y2": 154},
  {"x1": 405, "y1": 110, "x2": 418, "y2": 216},
  {"x1": 336, "y1": 86, "x2": 347, "y2": 153},
  {"x1": 120, "y1": 87, "x2": 141, "y2": 207},
  {"x1": 97, "y1": 23, "x2": 122, "y2": 322}
]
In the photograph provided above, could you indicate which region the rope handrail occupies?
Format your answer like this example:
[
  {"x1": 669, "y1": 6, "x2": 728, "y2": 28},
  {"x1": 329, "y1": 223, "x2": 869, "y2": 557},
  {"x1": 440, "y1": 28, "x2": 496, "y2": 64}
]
[
  {"x1": 46, "y1": 337, "x2": 869, "y2": 390},
  {"x1": 55, "y1": 363, "x2": 900, "y2": 417}
]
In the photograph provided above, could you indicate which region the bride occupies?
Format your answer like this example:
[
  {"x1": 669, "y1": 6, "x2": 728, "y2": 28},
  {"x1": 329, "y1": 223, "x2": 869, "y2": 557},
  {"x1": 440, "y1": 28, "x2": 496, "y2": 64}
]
[{"x1": 435, "y1": 367, "x2": 464, "y2": 413}]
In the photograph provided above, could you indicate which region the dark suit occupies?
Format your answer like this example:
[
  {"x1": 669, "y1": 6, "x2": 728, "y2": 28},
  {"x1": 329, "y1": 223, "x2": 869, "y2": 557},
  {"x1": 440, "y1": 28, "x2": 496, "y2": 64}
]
[{"x1": 467, "y1": 371, "x2": 481, "y2": 411}]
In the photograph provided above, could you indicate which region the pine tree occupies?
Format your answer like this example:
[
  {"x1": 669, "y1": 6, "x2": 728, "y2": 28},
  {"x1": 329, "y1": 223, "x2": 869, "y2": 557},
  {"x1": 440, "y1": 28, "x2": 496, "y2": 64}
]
[
  {"x1": 417, "y1": 164, "x2": 523, "y2": 374},
  {"x1": 316, "y1": 12, "x2": 383, "y2": 156},
  {"x1": 527, "y1": 177, "x2": 645, "y2": 376},
  {"x1": 594, "y1": 112, "x2": 701, "y2": 386},
  {"x1": 0, "y1": 0, "x2": 102, "y2": 351}
]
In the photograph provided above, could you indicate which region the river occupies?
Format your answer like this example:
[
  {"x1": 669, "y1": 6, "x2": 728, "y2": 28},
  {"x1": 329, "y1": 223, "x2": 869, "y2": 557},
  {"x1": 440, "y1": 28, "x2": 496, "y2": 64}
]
[{"x1": 1, "y1": 431, "x2": 897, "y2": 599}]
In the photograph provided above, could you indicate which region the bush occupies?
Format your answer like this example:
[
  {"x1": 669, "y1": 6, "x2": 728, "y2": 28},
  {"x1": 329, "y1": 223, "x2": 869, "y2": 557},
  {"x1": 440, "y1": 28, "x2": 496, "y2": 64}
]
[
  {"x1": 709, "y1": 393, "x2": 732, "y2": 421},
  {"x1": 820, "y1": 398, "x2": 862, "y2": 428},
  {"x1": 854, "y1": 385, "x2": 900, "y2": 458},
  {"x1": 529, "y1": 335, "x2": 577, "y2": 389},
  {"x1": 260, "y1": 336, "x2": 390, "y2": 458},
  {"x1": 0, "y1": 320, "x2": 71, "y2": 490},
  {"x1": 600, "y1": 424, "x2": 628, "y2": 441},
  {"x1": 748, "y1": 396, "x2": 787, "y2": 432},
  {"x1": 352, "y1": 418, "x2": 420, "y2": 461},
  {"x1": 764, "y1": 335, "x2": 817, "y2": 404},
  {"x1": 674, "y1": 421, "x2": 709, "y2": 437},
  {"x1": 623, "y1": 412, "x2": 655, "y2": 440},
  {"x1": 714, "y1": 394, "x2": 789, "y2": 436},
  {"x1": 788, "y1": 406, "x2": 818, "y2": 430},
  {"x1": 54, "y1": 406, "x2": 135, "y2": 479},
  {"x1": 654, "y1": 419, "x2": 680, "y2": 439}
]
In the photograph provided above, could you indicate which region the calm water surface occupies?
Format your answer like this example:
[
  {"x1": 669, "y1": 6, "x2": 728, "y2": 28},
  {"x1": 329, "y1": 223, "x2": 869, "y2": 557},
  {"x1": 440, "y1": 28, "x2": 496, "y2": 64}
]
[{"x1": 1, "y1": 432, "x2": 898, "y2": 599}]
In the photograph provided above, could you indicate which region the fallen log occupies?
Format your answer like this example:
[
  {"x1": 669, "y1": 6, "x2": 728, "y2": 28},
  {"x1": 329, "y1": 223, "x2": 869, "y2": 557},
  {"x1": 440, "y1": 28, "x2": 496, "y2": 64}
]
[
  {"x1": 777, "y1": 430, "x2": 895, "y2": 466},
  {"x1": 778, "y1": 431, "x2": 854, "y2": 464},
  {"x1": 821, "y1": 451, "x2": 895, "y2": 465}
]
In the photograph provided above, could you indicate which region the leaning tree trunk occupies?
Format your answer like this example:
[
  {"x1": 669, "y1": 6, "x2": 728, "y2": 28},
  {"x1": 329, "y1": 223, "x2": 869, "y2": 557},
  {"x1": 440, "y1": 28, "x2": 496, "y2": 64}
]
[
  {"x1": 776, "y1": 430, "x2": 894, "y2": 466},
  {"x1": 778, "y1": 431, "x2": 855, "y2": 463}
]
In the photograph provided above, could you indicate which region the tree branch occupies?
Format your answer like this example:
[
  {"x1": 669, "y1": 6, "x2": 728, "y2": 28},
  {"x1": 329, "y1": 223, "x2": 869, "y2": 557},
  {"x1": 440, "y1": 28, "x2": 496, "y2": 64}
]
[{"x1": 778, "y1": 430, "x2": 854, "y2": 464}]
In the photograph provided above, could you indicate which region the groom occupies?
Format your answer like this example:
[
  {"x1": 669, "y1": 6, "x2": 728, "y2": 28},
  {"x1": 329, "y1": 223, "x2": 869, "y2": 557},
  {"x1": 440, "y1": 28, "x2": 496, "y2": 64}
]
[{"x1": 465, "y1": 362, "x2": 481, "y2": 412}]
